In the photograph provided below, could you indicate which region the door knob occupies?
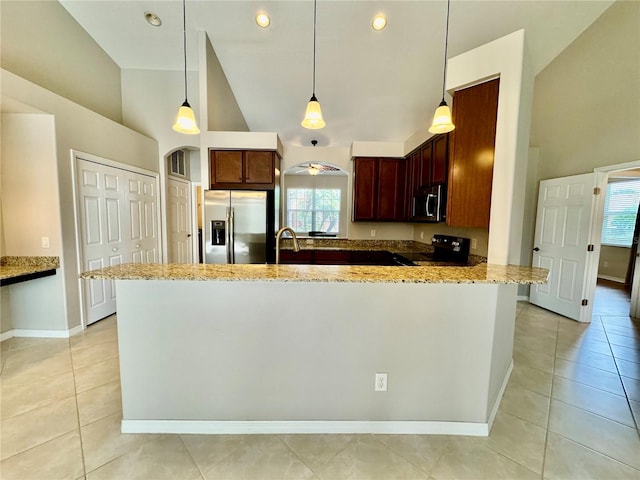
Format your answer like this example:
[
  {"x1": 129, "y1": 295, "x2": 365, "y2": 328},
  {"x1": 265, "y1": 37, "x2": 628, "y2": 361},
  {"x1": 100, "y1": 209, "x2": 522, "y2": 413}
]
[
  {"x1": 112, "y1": 247, "x2": 118, "y2": 252},
  {"x1": 187, "y1": 234, "x2": 192, "y2": 238},
  {"x1": 135, "y1": 244, "x2": 140, "y2": 248},
  {"x1": 533, "y1": 247, "x2": 540, "y2": 252}
]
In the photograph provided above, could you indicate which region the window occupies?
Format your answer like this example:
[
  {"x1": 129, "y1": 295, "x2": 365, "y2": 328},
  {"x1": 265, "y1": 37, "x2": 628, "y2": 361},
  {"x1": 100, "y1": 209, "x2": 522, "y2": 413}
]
[
  {"x1": 287, "y1": 188, "x2": 341, "y2": 234},
  {"x1": 601, "y1": 179, "x2": 640, "y2": 247}
]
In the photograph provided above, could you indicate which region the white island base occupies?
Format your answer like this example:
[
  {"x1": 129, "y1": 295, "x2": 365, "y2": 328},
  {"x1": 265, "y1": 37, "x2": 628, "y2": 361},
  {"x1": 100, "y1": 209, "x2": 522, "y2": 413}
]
[{"x1": 114, "y1": 278, "x2": 518, "y2": 436}]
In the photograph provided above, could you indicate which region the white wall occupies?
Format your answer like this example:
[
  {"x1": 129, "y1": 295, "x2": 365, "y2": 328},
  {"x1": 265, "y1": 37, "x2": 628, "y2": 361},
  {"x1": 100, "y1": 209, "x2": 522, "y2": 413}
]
[
  {"x1": 2, "y1": 69, "x2": 159, "y2": 330},
  {"x1": 0, "y1": 1, "x2": 122, "y2": 123}
]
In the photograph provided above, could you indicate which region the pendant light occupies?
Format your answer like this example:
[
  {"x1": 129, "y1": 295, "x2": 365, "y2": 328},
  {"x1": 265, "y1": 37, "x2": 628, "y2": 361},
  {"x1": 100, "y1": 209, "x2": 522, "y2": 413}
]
[
  {"x1": 172, "y1": 0, "x2": 200, "y2": 135},
  {"x1": 429, "y1": 0, "x2": 455, "y2": 134},
  {"x1": 301, "y1": 0, "x2": 326, "y2": 129}
]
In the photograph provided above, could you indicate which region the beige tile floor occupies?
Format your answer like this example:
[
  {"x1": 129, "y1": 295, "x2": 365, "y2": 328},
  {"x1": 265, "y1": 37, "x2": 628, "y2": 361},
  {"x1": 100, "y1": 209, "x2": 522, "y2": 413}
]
[{"x1": 1, "y1": 282, "x2": 639, "y2": 480}]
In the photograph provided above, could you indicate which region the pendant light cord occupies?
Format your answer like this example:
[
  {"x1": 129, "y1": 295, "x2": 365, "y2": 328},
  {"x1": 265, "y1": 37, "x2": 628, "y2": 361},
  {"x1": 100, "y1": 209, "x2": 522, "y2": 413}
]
[
  {"x1": 441, "y1": 0, "x2": 451, "y2": 101},
  {"x1": 182, "y1": 0, "x2": 188, "y2": 101},
  {"x1": 312, "y1": 0, "x2": 317, "y2": 96}
]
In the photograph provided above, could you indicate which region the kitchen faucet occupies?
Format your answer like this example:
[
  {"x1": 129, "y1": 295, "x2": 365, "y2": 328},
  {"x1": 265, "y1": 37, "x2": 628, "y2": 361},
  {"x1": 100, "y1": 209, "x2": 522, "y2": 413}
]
[{"x1": 275, "y1": 227, "x2": 300, "y2": 264}]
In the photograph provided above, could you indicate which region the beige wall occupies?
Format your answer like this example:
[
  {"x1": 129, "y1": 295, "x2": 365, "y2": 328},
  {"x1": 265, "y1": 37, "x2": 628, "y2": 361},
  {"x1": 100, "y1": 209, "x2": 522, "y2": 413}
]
[
  {"x1": 1, "y1": 114, "x2": 62, "y2": 255},
  {"x1": 2, "y1": 69, "x2": 159, "y2": 331},
  {"x1": 205, "y1": 35, "x2": 248, "y2": 132},
  {"x1": 598, "y1": 245, "x2": 631, "y2": 282},
  {"x1": 0, "y1": 1, "x2": 122, "y2": 124},
  {"x1": 530, "y1": 1, "x2": 640, "y2": 180}
]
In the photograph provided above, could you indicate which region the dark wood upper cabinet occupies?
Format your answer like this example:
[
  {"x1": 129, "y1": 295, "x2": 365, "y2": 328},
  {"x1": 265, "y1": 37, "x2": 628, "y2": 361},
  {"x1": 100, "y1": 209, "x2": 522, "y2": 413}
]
[
  {"x1": 431, "y1": 134, "x2": 448, "y2": 185},
  {"x1": 210, "y1": 150, "x2": 278, "y2": 189},
  {"x1": 419, "y1": 142, "x2": 433, "y2": 188},
  {"x1": 353, "y1": 157, "x2": 405, "y2": 222},
  {"x1": 446, "y1": 78, "x2": 500, "y2": 228},
  {"x1": 353, "y1": 158, "x2": 378, "y2": 221}
]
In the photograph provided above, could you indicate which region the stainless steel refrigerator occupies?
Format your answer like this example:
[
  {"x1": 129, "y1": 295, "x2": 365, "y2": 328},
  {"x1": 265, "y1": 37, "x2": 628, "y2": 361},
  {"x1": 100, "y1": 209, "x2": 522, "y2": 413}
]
[{"x1": 203, "y1": 190, "x2": 277, "y2": 264}]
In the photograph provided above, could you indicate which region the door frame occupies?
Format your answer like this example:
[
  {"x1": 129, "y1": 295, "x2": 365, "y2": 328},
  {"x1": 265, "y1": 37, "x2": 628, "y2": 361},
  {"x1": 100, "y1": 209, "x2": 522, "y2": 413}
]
[
  {"x1": 71, "y1": 149, "x2": 162, "y2": 330},
  {"x1": 591, "y1": 160, "x2": 640, "y2": 317},
  {"x1": 191, "y1": 182, "x2": 202, "y2": 263}
]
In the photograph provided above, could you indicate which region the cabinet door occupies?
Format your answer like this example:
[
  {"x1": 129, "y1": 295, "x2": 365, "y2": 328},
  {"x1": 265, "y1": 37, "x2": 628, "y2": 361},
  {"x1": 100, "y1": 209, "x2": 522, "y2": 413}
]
[
  {"x1": 377, "y1": 158, "x2": 405, "y2": 221},
  {"x1": 419, "y1": 142, "x2": 433, "y2": 188},
  {"x1": 244, "y1": 151, "x2": 274, "y2": 184},
  {"x1": 431, "y1": 134, "x2": 448, "y2": 185},
  {"x1": 353, "y1": 158, "x2": 378, "y2": 221},
  {"x1": 211, "y1": 151, "x2": 243, "y2": 185},
  {"x1": 447, "y1": 78, "x2": 499, "y2": 228},
  {"x1": 404, "y1": 151, "x2": 421, "y2": 219}
]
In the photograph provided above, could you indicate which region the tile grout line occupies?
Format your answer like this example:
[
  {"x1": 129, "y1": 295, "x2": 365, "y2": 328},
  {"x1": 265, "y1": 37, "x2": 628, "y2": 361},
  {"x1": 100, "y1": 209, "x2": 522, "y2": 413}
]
[
  {"x1": 276, "y1": 434, "x2": 327, "y2": 479},
  {"x1": 539, "y1": 306, "x2": 560, "y2": 479},
  {"x1": 178, "y1": 435, "x2": 207, "y2": 480},
  {"x1": 600, "y1": 316, "x2": 640, "y2": 437},
  {"x1": 69, "y1": 336, "x2": 89, "y2": 479}
]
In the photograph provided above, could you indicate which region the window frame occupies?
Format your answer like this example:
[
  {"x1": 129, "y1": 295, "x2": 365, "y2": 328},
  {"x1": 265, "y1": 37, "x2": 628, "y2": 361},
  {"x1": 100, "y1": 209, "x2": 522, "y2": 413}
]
[
  {"x1": 600, "y1": 178, "x2": 640, "y2": 248},
  {"x1": 286, "y1": 187, "x2": 342, "y2": 235}
]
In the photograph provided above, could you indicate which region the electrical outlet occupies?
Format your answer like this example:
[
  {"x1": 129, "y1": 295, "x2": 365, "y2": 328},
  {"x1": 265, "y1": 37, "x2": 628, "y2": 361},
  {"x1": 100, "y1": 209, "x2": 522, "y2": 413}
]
[
  {"x1": 375, "y1": 373, "x2": 388, "y2": 392},
  {"x1": 305, "y1": 239, "x2": 314, "y2": 245},
  {"x1": 370, "y1": 229, "x2": 376, "y2": 237},
  {"x1": 604, "y1": 261, "x2": 609, "y2": 267},
  {"x1": 471, "y1": 238, "x2": 478, "y2": 250},
  {"x1": 41, "y1": 236, "x2": 50, "y2": 248},
  {"x1": 420, "y1": 231, "x2": 424, "y2": 240}
]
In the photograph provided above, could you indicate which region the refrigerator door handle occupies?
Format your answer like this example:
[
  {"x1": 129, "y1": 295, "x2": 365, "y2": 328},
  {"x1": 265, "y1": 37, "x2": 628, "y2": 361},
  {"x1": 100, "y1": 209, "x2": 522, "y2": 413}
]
[
  {"x1": 225, "y1": 207, "x2": 232, "y2": 263},
  {"x1": 229, "y1": 207, "x2": 235, "y2": 264}
]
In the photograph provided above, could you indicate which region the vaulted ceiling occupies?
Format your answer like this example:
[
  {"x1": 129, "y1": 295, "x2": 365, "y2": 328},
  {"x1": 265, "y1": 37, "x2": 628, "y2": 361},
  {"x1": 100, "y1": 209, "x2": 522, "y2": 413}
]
[{"x1": 60, "y1": 0, "x2": 613, "y2": 147}]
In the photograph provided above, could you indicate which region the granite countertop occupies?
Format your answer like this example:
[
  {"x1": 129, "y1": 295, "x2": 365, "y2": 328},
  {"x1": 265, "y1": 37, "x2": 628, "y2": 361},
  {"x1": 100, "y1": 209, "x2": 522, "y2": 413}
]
[
  {"x1": 80, "y1": 262, "x2": 548, "y2": 285},
  {"x1": 0, "y1": 256, "x2": 60, "y2": 285},
  {"x1": 278, "y1": 238, "x2": 487, "y2": 266}
]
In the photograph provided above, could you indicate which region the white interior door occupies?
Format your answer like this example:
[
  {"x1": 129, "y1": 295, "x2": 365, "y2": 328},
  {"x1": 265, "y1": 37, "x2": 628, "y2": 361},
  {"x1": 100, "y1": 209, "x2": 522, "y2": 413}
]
[
  {"x1": 167, "y1": 177, "x2": 193, "y2": 263},
  {"x1": 126, "y1": 173, "x2": 159, "y2": 263},
  {"x1": 530, "y1": 173, "x2": 599, "y2": 322},
  {"x1": 77, "y1": 160, "x2": 125, "y2": 324},
  {"x1": 76, "y1": 156, "x2": 160, "y2": 325}
]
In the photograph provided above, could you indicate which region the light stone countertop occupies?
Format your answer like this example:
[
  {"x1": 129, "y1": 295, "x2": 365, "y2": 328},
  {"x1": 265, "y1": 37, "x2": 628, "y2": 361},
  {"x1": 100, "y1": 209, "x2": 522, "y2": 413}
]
[
  {"x1": 0, "y1": 256, "x2": 60, "y2": 281},
  {"x1": 80, "y1": 262, "x2": 549, "y2": 285}
]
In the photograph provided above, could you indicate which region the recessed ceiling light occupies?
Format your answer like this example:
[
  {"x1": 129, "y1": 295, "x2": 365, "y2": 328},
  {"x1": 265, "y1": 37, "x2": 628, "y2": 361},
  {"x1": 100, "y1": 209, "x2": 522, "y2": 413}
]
[
  {"x1": 372, "y1": 14, "x2": 387, "y2": 31},
  {"x1": 144, "y1": 12, "x2": 162, "y2": 27},
  {"x1": 255, "y1": 12, "x2": 270, "y2": 28}
]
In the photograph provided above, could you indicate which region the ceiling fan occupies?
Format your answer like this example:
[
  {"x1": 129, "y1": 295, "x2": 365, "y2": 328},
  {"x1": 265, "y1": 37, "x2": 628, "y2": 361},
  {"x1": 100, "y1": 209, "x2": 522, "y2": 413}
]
[{"x1": 293, "y1": 140, "x2": 342, "y2": 175}]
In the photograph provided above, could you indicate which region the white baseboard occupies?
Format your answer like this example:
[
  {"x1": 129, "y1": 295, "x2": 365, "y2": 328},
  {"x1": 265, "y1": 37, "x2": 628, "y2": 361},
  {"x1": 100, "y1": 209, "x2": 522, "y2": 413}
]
[
  {"x1": 487, "y1": 360, "x2": 513, "y2": 432},
  {"x1": 516, "y1": 295, "x2": 530, "y2": 302},
  {"x1": 1, "y1": 325, "x2": 83, "y2": 340},
  {"x1": 121, "y1": 419, "x2": 490, "y2": 436},
  {"x1": 597, "y1": 275, "x2": 626, "y2": 283}
]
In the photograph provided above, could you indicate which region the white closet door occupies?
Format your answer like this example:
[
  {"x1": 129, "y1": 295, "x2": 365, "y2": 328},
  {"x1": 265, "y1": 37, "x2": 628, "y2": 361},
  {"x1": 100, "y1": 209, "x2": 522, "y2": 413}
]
[
  {"x1": 76, "y1": 157, "x2": 160, "y2": 325},
  {"x1": 77, "y1": 160, "x2": 125, "y2": 324}
]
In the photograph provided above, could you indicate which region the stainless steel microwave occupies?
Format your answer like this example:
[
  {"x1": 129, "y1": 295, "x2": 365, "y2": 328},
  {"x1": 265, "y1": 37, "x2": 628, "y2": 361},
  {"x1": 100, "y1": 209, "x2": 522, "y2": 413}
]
[{"x1": 412, "y1": 185, "x2": 446, "y2": 222}]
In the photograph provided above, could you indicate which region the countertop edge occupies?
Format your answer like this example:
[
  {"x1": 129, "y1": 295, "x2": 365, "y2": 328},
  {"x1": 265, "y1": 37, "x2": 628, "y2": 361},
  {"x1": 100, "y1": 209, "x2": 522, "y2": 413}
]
[{"x1": 80, "y1": 263, "x2": 549, "y2": 285}]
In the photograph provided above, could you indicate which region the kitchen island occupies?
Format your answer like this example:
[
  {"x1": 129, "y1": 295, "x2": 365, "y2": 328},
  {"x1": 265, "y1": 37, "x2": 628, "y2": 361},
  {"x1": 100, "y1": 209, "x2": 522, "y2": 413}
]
[{"x1": 82, "y1": 263, "x2": 547, "y2": 436}]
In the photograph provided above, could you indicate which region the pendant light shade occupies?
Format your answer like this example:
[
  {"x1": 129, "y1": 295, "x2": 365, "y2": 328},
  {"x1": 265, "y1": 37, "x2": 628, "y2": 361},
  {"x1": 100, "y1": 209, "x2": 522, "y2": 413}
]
[
  {"x1": 302, "y1": 95, "x2": 326, "y2": 129},
  {"x1": 429, "y1": 100, "x2": 455, "y2": 134},
  {"x1": 301, "y1": 0, "x2": 325, "y2": 129},
  {"x1": 173, "y1": 100, "x2": 199, "y2": 134},
  {"x1": 429, "y1": 0, "x2": 455, "y2": 135},
  {"x1": 173, "y1": 0, "x2": 199, "y2": 135}
]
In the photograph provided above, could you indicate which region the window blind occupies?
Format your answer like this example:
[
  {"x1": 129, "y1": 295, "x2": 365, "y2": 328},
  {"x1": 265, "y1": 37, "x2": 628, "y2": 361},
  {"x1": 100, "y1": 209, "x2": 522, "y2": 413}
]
[{"x1": 601, "y1": 179, "x2": 640, "y2": 247}]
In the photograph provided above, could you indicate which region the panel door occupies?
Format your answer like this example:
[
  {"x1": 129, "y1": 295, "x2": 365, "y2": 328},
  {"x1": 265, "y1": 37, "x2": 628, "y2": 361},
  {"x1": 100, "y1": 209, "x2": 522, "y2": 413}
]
[
  {"x1": 377, "y1": 158, "x2": 405, "y2": 221},
  {"x1": 530, "y1": 173, "x2": 597, "y2": 321},
  {"x1": 419, "y1": 142, "x2": 433, "y2": 188},
  {"x1": 167, "y1": 177, "x2": 193, "y2": 264},
  {"x1": 76, "y1": 159, "x2": 124, "y2": 324},
  {"x1": 431, "y1": 134, "x2": 448, "y2": 185},
  {"x1": 125, "y1": 172, "x2": 159, "y2": 264}
]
